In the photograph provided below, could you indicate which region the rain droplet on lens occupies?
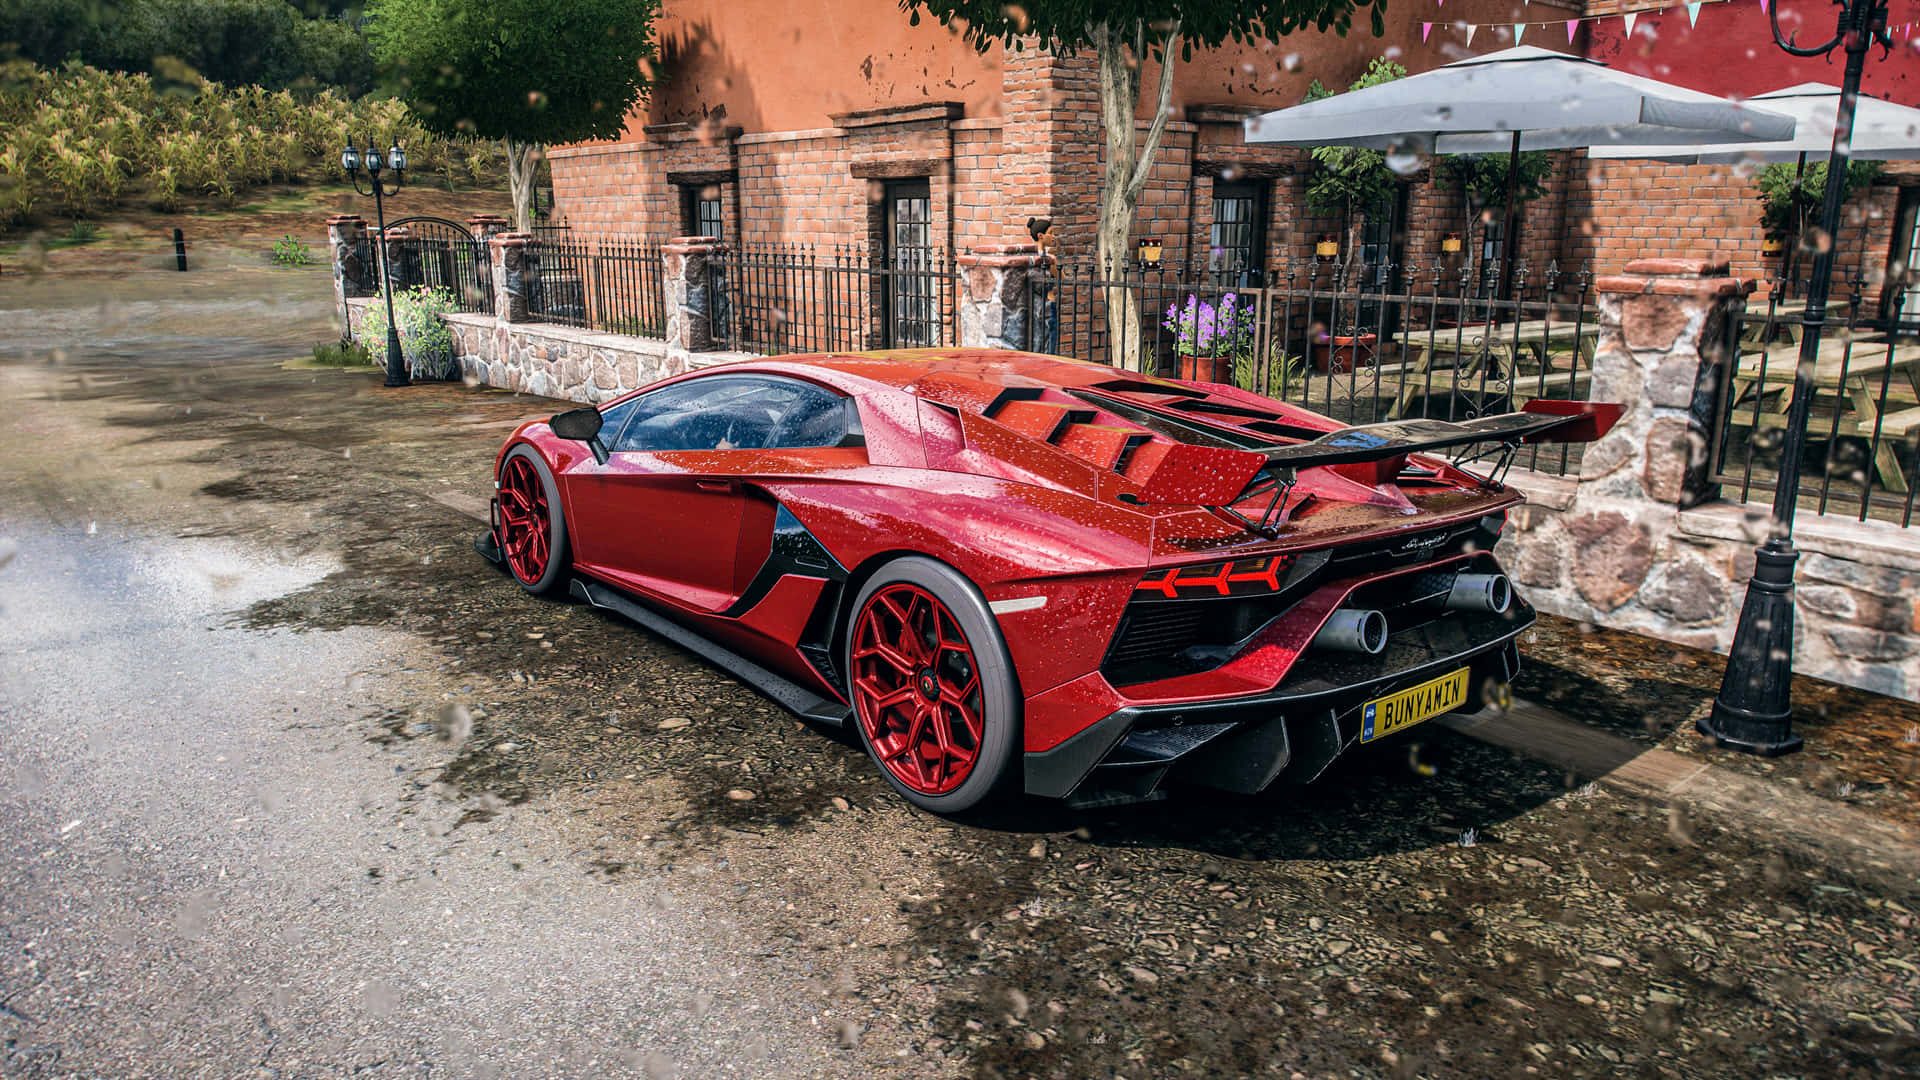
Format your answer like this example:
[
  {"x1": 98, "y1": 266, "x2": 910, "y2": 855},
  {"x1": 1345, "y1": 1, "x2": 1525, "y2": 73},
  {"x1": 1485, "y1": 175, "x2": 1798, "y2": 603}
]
[
  {"x1": 361, "y1": 979, "x2": 396, "y2": 1016},
  {"x1": 1667, "y1": 805, "x2": 1694, "y2": 847}
]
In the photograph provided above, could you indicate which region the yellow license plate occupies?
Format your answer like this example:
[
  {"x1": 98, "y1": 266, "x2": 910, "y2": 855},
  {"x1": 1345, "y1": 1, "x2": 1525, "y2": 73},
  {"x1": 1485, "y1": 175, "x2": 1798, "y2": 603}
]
[{"x1": 1360, "y1": 668, "x2": 1469, "y2": 743}]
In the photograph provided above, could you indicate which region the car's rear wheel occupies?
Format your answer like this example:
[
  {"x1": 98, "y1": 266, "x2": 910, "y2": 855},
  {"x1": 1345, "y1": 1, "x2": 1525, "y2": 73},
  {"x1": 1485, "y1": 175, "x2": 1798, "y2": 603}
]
[
  {"x1": 497, "y1": 445, "x2": 569, "y2": 595},
  {"x1": 846, "y1": 558, "x2": 1020, "y2": 814}
]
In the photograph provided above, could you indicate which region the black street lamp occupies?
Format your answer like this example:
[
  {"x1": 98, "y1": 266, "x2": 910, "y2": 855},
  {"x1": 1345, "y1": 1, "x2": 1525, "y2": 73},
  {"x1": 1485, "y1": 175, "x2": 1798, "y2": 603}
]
[
  {"x1": 342, "y1": 138, "x2": 410, "y2": 388},
  {"x1": 1705, "y1": 0, "x2": 1891, "y2": 756}
]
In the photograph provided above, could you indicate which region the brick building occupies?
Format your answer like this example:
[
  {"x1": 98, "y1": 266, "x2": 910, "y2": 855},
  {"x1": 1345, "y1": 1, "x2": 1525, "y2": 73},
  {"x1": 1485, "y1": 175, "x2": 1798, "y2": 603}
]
[{"x1": 549, "y1": 0, "x2": 1920, "y2": 302}]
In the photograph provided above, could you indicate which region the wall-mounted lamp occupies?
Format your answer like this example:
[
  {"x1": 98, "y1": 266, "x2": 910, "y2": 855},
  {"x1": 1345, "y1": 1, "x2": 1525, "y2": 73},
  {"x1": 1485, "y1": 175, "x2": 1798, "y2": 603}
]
[
  {"x1": 1441, "y1": 232, "x2": 1463, "y2": 255},
  {"x1": 1137, "y1": 237, "x2": 1163, "y2": 270},
  {"x1": 1315, "y1": 234, "x2": 1339, "y2": 259},
  {"x1": 1760, "y1": 235, "x2": 1787, "y2": 257}
]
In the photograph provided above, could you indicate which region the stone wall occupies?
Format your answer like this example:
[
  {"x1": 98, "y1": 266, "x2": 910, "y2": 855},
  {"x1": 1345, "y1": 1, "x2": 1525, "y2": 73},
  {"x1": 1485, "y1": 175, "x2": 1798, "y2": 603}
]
[
  {"x1": 1492, "y1": 258, "x2": 1920, "y2": 701},
  {"x1": 338, "y1": 228, "x2": 756, "y2": 405}
]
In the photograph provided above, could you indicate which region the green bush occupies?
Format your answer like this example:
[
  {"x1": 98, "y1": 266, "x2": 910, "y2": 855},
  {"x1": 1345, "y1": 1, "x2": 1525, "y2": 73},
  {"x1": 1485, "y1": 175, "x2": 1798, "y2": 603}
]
[
  {"x1": 356, "y1": 285, "x2": 459, "y2": 380},
  {"x1": 311, "y1": 336, "x2": 375, "y2": 366},
  {"x1": 273, "y1": 233, "x2": 311, "y2": 265}
]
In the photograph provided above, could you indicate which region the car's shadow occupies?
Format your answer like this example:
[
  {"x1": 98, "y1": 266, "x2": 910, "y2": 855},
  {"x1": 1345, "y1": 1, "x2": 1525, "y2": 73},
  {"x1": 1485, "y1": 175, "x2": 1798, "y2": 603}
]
[{"x1": 962, "y1": 722, "x2": 1581, "y2": 864}]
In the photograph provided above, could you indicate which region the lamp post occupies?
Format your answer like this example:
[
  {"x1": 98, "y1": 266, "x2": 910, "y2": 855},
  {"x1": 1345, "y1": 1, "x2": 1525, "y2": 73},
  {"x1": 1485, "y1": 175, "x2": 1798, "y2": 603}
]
[
  {"x1": 342, "y1": 138, "x2": 410, "y2": 388},
  {"x1": 1705, "y1": 0, "x2": 1890, "y2": 755}
]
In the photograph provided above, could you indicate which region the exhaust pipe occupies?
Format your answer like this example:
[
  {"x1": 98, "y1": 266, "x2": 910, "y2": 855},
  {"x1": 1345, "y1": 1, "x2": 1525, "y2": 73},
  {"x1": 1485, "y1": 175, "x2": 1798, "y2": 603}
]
[
  {"x1": 1444, "y1": 572, "x2": 1511, "y2": 613},
  {"x1": 1411, "y1": 570, "x2": 1512, "y2": 614},
  {"x1": 1314, "y1": 608, "x2": 1388, "y2": 654}
]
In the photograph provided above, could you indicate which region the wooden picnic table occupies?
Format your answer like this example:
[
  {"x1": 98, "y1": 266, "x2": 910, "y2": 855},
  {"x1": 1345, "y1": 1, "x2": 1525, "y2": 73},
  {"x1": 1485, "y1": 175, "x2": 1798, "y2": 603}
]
[
  {"x1": 1384, "y1": 318, "x2": 1600, "y2": 419},
  {"x1": 1728, "y1": 338, "x2": 1920, "y2": 494},
  {"x1": 1739, "y1": 296, "x2": 1855, "y2": 346}
]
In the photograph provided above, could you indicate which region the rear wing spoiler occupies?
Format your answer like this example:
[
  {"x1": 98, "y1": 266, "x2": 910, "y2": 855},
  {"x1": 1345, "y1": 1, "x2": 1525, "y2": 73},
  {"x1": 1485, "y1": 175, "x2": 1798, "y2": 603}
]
[
  {"x1": 1256, "y1": 400, "x2": 1623, "y2": 470},
  {"x1": 1129, "y1": 400, "x2": 1622, "y2": 536}
]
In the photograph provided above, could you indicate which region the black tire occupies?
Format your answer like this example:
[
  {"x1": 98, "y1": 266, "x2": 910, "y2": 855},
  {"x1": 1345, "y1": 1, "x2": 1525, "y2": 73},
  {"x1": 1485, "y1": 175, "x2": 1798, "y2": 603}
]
[
  {"x1": 844, "y1": 557, "x2": 1022, "y2": 815},
  {"x1": 500, "y1": 444, "x2": 571, "y2": 596}
]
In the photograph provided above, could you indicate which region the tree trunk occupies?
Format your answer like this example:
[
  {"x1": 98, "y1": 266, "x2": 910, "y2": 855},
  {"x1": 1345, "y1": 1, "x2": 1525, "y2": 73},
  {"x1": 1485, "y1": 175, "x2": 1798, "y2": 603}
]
[
  {"x1": 504, "y1": 136, "x2": 541, "y2": 233},
  {"x1": 1091, "y1": 18, "x2": 1178, "y2": 373}
]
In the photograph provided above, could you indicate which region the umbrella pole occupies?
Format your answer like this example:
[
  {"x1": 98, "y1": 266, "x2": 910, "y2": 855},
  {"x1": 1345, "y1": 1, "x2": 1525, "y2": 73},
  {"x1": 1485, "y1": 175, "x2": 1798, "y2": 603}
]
[{"x1": 1497, "y1": 131, "x2": 1522, "y2": 302}]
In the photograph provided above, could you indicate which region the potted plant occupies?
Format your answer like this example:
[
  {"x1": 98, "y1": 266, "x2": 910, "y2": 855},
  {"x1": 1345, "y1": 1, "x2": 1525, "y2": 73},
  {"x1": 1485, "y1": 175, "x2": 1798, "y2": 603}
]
[
  {"x1": 1309, "y1": 328, "x2": 1377, "y2": 373},
  {"x1": 1163, "y1": 292, "x2": 1255, "y2": 383}
]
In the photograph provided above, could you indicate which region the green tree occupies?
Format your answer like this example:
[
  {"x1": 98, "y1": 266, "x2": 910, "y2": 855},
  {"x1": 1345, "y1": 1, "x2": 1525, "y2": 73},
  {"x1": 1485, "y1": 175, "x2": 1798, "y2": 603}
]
[
  {"x1": 1301, "y1": 58, "x2": 1405, "y2": 257},
  {"x1": 900, "y1": 0, "x2": 1382, "y2": 371},
  {"x1": 1755, "y1": 159, "x2": 1880, "y2": 283},
  {"x1": 0, "y1": 0, "x2": 374, "y2": 94},
  {"x1": 367, "y1": 0, "x2": 658, "y2": 230},
  {"x1": 1436, "y1": 148, "x2": 1552, "y2": 276}
]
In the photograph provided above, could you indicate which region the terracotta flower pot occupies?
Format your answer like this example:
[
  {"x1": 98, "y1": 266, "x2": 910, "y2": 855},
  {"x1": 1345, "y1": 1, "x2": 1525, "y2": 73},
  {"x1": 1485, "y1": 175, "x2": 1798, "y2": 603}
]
[
  {"x1": 1178, "y1": 353, "x2": 1234, "y2": 383},
  {"x1": 1310, "y1": 333, "x2": 1377, "y2": 373}
]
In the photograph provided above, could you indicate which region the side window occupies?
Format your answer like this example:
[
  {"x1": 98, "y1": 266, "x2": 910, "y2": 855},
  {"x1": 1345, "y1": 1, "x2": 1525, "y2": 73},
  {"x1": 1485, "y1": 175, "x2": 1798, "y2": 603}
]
[{"x1": 608, "y1": 376, "x2": 847, "y2": 453}]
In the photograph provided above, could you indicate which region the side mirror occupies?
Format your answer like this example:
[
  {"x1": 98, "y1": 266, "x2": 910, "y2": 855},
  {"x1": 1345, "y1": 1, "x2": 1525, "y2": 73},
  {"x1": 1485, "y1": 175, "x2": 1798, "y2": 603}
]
[{"x1": 550, "y1": 407, "x2": 608, "y2": 464}]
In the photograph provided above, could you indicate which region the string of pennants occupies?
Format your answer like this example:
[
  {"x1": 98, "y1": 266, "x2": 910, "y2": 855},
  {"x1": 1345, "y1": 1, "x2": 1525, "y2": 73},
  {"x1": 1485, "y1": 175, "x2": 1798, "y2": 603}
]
[{"x1": 1419, "y1": 0, "x2": 1920, "y2": 47}]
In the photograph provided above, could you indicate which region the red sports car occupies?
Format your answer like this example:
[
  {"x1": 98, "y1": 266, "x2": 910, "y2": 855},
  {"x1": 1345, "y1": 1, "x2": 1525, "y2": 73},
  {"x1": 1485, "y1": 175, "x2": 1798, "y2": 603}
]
[{"x1": 477, "y1": 349, "x2": 1617, "y2": 813}]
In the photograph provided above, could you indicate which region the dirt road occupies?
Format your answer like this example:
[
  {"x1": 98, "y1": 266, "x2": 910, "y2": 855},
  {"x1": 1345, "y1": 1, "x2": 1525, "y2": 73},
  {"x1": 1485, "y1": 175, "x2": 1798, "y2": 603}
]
[{"x1": 1, "y1": 270, "x2": 1913, "y2": 1078}]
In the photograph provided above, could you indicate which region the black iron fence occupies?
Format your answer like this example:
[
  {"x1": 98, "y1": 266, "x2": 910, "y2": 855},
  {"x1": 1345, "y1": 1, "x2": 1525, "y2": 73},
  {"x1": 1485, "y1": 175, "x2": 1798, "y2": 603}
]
[
  {"x1": 386, "y1": 235, "x2": 494, "y2": 315},
  {"x1": 1026, "y1": 257, "x2": 1600, "y2": 476},
  {"x1": 527, "y1": 238, "x2": 667, "y2": 337},
  {"x1": 1715, "y1": 281, "x2": 1920, "y2": 527},
  {"x1": 707, "y1": 244, "x2": 955, "y2": 355}
]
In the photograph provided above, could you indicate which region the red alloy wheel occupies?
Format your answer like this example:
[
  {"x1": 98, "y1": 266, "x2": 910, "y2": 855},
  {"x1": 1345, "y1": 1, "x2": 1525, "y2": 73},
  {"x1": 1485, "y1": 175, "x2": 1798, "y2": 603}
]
[
  {"x1": 850, "y1": 583, "x2": 986, "y2": 796},
  {"x1": 497, "y1": 454, "x2": 551, "y2": 585}
]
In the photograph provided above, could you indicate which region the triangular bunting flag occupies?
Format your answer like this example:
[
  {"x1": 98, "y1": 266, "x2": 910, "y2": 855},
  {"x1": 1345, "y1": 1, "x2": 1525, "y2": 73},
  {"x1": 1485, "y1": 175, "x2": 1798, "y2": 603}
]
[
  {"x1": 1567, "y1": 19, "x2": 1578, "y2": 43},
  {"x1": 1422, "y1": 21, "x2": 1433, "y2": 41},
  {"x1": 1759, "y1": 0, "x2": 1769, "y2": 13},
  {"x1": 1513, "y1": 22, "x2": 1526, "y2": 44},
  {"x1": 1624, "y1": 12, "x2": 1639, "y2": 35},
  {"x1": 1686, "y1": 2, "x2": 1703, "y2": 26},
  {"x1": 1465, "y1": 23, "x2": 1477, "y2": 46}
]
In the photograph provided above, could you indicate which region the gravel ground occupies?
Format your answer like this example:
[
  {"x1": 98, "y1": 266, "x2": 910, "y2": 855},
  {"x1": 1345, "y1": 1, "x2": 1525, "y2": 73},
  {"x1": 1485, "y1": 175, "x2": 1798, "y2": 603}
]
[
  {"x1": 1, "y1": 271, "x2": 1915, "y2": 1078},
  {"x1": 1518, "y1": 614, "x2": 1920, "y2": 829}
]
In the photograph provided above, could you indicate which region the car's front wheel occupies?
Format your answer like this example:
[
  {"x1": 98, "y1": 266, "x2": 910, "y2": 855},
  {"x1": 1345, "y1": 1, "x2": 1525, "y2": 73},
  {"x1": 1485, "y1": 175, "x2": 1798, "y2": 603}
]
[
  {"x1": 496, "y1": 445, "x2": 570, "y2": 595},
  {"x1": 845, "y1": 557, "x2": 1021, "y2": 814}
]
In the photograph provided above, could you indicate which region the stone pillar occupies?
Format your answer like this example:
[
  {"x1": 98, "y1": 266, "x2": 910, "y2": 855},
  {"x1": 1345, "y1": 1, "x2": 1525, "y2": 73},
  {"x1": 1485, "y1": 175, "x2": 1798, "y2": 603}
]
[
  {"x1": 662, "y1": 235, "x2": 726, "y2": 353},
  {"x1": 956, "y1": 243, "x2": 1047, "y2": 350},
  {"x1": 467, "y1": 214, "x2": 510, "y2": 242},
  {"x1": 378, "y1": 224, "x2": 414, "y2": 296},
  {"x1": 326, "y1": 214, "x2": 372, "y2": 328},
  {"x1": 1499, "y1": 255, "x2": 1755, "y2": 641},
  {"x1": 1587, "y1": 257, "x2": 1754, "y2": 508},
  {"x1": 489, "y1": 232, "x2": 536, "y2": 324}
]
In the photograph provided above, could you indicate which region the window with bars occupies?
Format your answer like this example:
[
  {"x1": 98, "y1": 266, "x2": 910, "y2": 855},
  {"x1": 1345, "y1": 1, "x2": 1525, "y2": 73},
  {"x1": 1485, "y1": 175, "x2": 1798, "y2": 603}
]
[
  {"x1": 1474, "y1": 218, "x2": 1507, "y2": 298},
  {"x1": 681, "y1": 185, "x2": 724, "y2": 242},
  {"x1": 1888, "y1": 187, "x2": 1920, "y2": 321},
  {"x1": 1208, "y1": 180, "x2": 1268, "y2": 286},
  {"x1": 883, "y1": 179, "x2": 937, "y2": 348}
]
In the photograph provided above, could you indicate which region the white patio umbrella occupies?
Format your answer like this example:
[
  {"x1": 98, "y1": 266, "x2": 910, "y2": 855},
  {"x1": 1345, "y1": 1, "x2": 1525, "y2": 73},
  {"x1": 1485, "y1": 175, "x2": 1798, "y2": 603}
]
[
  {"x1": 1587, "y1": 82, "x2": 1920, "y2": 163},
  {"x1": 1243, "y1": 46, "x2": 1797, "y2": 154},
  {"x1": 1243, "y1": 46, "x2": 1797, "y2": 297}
]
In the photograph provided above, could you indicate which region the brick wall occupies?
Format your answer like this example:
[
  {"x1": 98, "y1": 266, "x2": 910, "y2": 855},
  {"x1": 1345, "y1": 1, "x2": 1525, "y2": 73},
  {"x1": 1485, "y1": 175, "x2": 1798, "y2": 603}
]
[
  {"x1": 549, "y1": 19, "x2": 1918, "y2": 321},
  {"x1": 1565, "y1": 157, "x2": 1908, "y2": 297}
]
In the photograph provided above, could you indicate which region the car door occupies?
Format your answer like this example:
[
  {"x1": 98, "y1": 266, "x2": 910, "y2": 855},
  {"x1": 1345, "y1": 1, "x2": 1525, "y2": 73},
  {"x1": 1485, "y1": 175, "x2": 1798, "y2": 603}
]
[{"x1": 565, "y1": 375, "x2": 847, "y2": 613}]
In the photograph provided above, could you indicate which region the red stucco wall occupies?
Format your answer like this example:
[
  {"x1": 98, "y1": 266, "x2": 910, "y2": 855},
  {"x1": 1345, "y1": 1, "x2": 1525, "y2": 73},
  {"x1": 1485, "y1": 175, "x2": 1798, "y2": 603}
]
[
  {"x1": 637, "y1": 0, "x2": 1003, "y2": 137},
  {"x1": 1586, "y1": 1, "x2": 1920, "y2": 103}
]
